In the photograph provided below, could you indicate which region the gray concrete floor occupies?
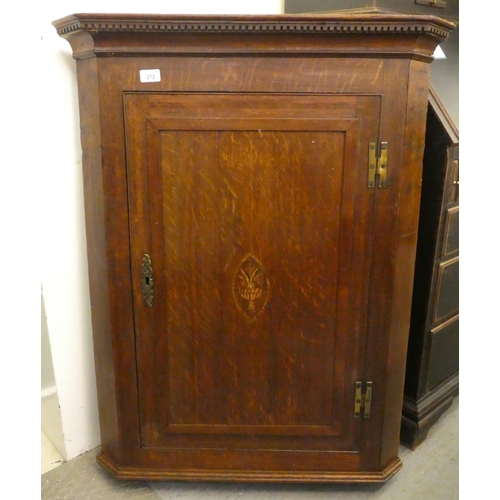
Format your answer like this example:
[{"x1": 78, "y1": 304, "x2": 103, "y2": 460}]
[{"x1": 42, "y1": 397, "x2": 458, "y2": 500}]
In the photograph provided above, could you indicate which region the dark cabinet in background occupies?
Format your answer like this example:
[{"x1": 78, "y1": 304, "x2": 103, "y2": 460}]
[
  {"x1": 401, "y1": 86, "x2": 459, "y2": 449},
  {"x1": 285, "y1": 0, "x2": 459, "y2": 21}
]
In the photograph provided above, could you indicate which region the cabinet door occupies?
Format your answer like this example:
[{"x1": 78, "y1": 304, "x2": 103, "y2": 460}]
[{"x1": 124, "y1": 93, "x2": 381, "y2": 468}]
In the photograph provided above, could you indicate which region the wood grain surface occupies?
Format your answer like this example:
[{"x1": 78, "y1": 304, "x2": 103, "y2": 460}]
[{"x1": 54, "y1": 13, "x2": 454, "y2": 481}]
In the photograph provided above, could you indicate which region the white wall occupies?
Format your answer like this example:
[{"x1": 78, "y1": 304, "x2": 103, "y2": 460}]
[
  {"x1": 40, "y1": 0, "x2": 284, "y2": 462},
  {"x1": 41, "y1": 291, "x2": 66, "y2": 458},
  {"x1": 41, "y1": 293, "x2": 55, "y2": 392}
]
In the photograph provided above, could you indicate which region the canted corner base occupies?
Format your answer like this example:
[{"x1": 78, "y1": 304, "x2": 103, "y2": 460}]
[
  {"x1": 96, "y1": 451, "x2": 402, "y2": 484},
  {"x1": 401, "y1": 373, "x2": 459, "y2": 450}
]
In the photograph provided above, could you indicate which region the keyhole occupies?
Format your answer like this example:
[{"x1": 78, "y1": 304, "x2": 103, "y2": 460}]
[{"x1": 145, "y1": 277, "x2": 150, "y2": 286}]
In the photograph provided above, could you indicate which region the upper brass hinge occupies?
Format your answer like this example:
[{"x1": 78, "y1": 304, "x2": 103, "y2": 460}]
[
  {"x1": 368, "y1": 142, "x2": 388, "y2": 189},
  {"x1": 354, "y1": 381, "x2": 373, "y2": 419}
]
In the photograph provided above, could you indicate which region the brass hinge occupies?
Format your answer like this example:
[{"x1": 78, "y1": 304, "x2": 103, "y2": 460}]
[
  {"x1": 368, "y1": 142, "x2": 388, "y2": 189},
  {"x1": 354, "y1": 381, "x2": 373, "y2": 419}
]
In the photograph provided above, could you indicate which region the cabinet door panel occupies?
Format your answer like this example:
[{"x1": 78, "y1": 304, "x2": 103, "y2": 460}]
[
  {"x1": 434, "y1": 257, "x2": 459, "y2": 323},
  {"x1": 442, "y1": 207, "x2": 459, "y2": 257},
  {"x1": 427, "y1": 316, "x2": 459, "y2": 391},
  {"x1": 124, "y1": 93, "x2": 380, "y2": 456}
]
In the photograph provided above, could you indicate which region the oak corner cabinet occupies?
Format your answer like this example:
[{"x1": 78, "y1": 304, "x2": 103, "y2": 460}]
[{"x1": 53, "y1": 13, "x2": 454, "y2": 483}]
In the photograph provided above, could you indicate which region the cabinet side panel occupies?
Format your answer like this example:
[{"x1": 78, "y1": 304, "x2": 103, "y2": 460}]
[
  {"x1": 76, "y1": 57, "x2": 119, "y2": 457},
  {"x1": 380, "y1": 58, "x2": 431, "y2": 467},
  {"x1": 359, "y1": 58, "x2": 409, "y2": 471},
  {"x1": 97, "y1": 62, "x2": 142, "y2": 460}
]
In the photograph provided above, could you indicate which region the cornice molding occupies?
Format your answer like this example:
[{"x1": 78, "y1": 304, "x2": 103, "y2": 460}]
[{"x1": 53, "y1": 13, "x2": 455, "y2": 40}]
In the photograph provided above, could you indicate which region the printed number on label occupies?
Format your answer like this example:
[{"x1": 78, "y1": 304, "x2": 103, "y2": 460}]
[{"x1": 139, "y1": 69, "x2": 161, "y2": 83}]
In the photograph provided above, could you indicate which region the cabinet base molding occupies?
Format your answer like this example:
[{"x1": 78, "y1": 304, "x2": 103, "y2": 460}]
[
  {"x1": 400, "y1": 373, "x2": 458, "y2": 450},
  {"x1": 96, "y1": 452, "x2": 402, "y2": 484}
]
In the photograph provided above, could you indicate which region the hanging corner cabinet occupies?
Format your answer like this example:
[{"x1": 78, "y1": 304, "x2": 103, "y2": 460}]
[{"x1": 53, "y1": 13, "x2": 454, "y2": 483}]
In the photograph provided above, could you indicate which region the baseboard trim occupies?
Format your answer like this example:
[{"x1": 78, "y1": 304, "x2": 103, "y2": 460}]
[{"x1": 41, "y1": 384, "x2": 57, "y2": 399}]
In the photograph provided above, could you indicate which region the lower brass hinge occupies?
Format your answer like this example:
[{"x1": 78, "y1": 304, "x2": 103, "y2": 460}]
[
  {"x1": 354, "y1": 381, "x2": 373, "y2": 419},
  {"x1": 368, "y1": 142, "x2": 388, "y2": 189}
]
